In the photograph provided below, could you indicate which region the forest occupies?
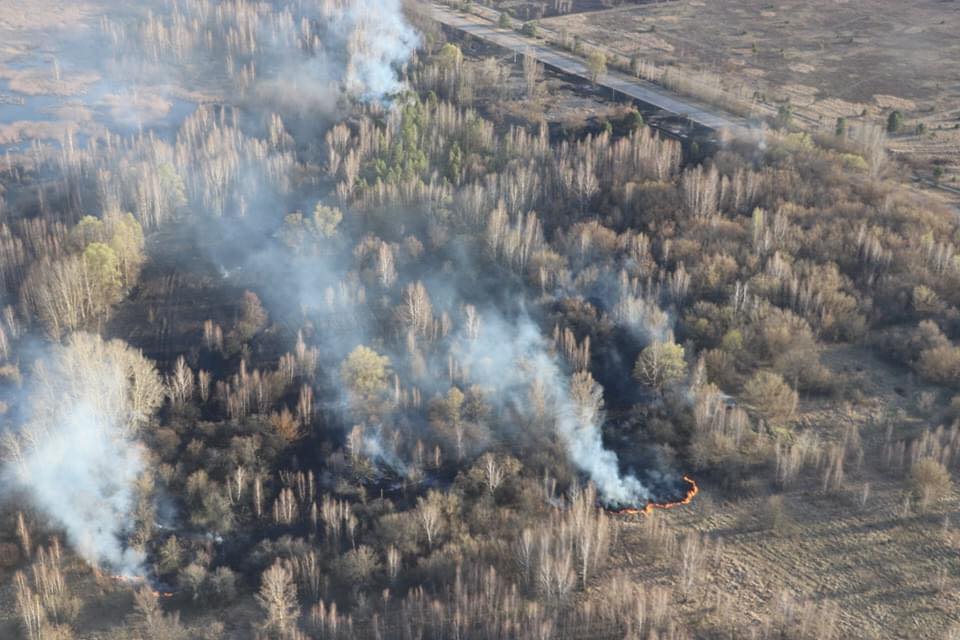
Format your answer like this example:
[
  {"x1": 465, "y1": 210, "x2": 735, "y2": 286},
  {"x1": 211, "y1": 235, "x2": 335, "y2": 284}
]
[{"x1": 0, "y1": 0, "x2": 958, "y2": 638}]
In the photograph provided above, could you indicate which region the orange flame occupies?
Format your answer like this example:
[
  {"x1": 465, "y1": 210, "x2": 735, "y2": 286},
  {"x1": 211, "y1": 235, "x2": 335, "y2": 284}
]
[
  {"x1": 110, "y1": 574, "x2": 174, "y2": 598},
  {"x1": 609, "y1": 475, "x2": 699, "y2": 516}
]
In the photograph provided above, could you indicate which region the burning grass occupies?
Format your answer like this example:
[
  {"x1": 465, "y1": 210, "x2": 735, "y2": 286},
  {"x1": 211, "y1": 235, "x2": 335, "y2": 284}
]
[
  {"x1": 609, "y1": 475, "x2": 699, "y2": 516},
  {"x1": 108, "y1": 574, "x2": 175, "y2": 599}
]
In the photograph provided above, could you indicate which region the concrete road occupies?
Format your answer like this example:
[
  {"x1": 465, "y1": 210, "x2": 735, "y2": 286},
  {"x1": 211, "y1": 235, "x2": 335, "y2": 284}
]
[{"x1": 429, "y1": 3, "x2": 755, "y2": 138}]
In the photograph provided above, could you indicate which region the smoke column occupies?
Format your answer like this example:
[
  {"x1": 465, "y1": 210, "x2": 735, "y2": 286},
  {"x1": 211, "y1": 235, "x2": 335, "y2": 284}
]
[
  {"x1": 460, "y1": 311, "x2": 650, "y2": 507},
  {"x1": 252, "y1": 0, "x2": 419, "y2": 109},
  {"x1": 3, "y1": 334, "x2": 160, "y2": 576},
  {"x1": 324, "y1": 0, "x2": 420, "y2": 100},
  {"x1": 361, "y1": 425, "x2": 410, "y2": 476}
]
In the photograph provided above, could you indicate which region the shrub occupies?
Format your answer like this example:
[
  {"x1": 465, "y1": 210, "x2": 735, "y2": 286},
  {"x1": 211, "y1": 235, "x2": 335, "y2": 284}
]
[
  {"x1": 760, "y1": 494, "x2": 788, "y2": 534},
  {"x1": 202, "y1": 567, "x2": 238, "y2": 605},
  {"x1": 741, "y1": 371, "x2": 798, "y2": 430},
  {"x1": 916, "y1": 344, "x2": 960, "y2": 387},
  {"x1": 586, "y1": 49, "x2": 607, "y2": 84},
  {"x1": 887, "y1": 110, "x2": 904, "y2": 133},
  {"x1": 910, "y1": 458, "x2": 952, "y2": 510}
]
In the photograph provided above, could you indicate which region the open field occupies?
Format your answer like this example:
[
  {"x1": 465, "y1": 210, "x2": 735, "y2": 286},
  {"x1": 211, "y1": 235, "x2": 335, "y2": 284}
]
[
  {"x1": 0, "y1": 0, "x2": 214, "y2": 153},
  {"x1": 539, "y1": 0, "x2": 960, "y2": 183},
  {"x1": 0, "y1": 0, "x2": 96, "y2": 42},
  {"x1": 608, "y1": 343, "x2": 960, "y2": 639}
]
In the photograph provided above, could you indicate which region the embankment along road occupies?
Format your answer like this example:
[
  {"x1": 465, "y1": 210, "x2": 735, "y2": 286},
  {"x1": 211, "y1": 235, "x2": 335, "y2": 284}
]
[
  {"x1": 428, "y1": 2, "x2": 755, "y2": 139},
  {"x1": 429, "y1": 3, "x2": 960, "y2": 212}
]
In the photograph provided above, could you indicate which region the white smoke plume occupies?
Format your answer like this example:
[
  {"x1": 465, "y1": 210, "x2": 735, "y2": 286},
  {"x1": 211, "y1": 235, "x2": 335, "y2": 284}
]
[
  {"x1": 323, "y1": 0, "x2": 420, "y2": 100},
  {"x1": 459, "y1": 311, "x2": 650, "y2": 507},
  {"x1": 349, "y1": 423, "x2": 410, "y2": 476},
  {"x1": 613, "y1": 293, "x2": 673, "y2": 345},
  {"x1": 2, "y1": 333, "x2": 164, "y2": 576},
  {"x1": 255, "y1": 0, "x2": 419, "y2": 109}
]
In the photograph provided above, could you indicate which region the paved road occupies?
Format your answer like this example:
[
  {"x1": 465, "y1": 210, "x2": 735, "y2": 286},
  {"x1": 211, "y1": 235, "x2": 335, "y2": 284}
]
[{"x1": 430, "y1": 3, "x2": 755, "y2": 139}]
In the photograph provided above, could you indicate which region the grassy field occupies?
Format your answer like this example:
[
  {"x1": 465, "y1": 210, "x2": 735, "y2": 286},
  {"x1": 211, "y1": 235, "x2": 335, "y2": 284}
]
[
  {"x1": 608, "y1": 343, "x2": 960, "y2": 638},
  {"x1": 539, "y1": 0, "x2": 960, "y2": 186}
]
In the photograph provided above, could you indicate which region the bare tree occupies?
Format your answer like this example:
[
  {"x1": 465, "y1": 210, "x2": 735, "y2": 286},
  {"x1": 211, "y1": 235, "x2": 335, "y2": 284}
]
[
  {"x1": 851, "y1": 122, "x2": 887, "y2": 178},
  {"x1": 256, "y1": 561, "x2": 300, "y2": 639},
  {"x1": 129, "y1": 587, "x2": 186, "y2": 640},
  {"x1": 197, "y1": 369, "x2": 211, "y2": 403},
  {"x1": 13, "y1": 541, "x2": 79, "y2": 639},
  {"x1": 570, "y1": 370, "x2": 604, "y2": 428},
  {"x1": 522, "y1": 49, "x2": 543, "y2": 100},
  {"x1": 167, "y1": 355, "x2": 194, "y2": 408},
  {"x1": 416, "y1": 492, "x2": 444, "y2": 550},
  {"x1": 386, "y1": 546, "x2": 401, "y2": 582},
  {"x1": 561, "y1": 155, "x2": 599, "y2": 214},
  {"x1": 13, "y1": 571, "x2": 44, "y2": 640},
  {"x1": 682, "y1": 164, "x2": 720, "y2": 219},
  {"x1": 16, "y1": 512, "x2": 31, "y2": 560},
  {"x1": 482, "y1": 452, "x2": 505, "y2": 493},
  {"x1": 678, "y1": 533, "x2": 707, "y2": 592},
  {"x1": 376, "y1": 242, "x2": 397, "y2": 289},
  {"x1": 463, "y1": 304, "x2": 481, "y2": 341},
  {"x1": 401, "y1": 281, "x2": 434, "y2": 338}
]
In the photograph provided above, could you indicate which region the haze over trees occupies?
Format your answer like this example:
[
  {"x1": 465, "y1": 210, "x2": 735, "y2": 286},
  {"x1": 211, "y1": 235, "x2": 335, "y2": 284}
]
[{"x1": 0, "y1": 0, "x2": 956, "y2": 638}]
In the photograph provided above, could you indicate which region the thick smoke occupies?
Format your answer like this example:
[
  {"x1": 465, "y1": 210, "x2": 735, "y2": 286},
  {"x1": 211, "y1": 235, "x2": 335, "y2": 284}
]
[
  {"x1": 2, "y1": 334, "x2": 160, "y2": 576},
  {"x1": 253, "y1": 0, "x2": 418, "y2": 115},
  {"x1": 457, "y1": 311, "x2": 650, "y2": 506},
  {"x1": 6, "y1": 0, "x2": 654, "y2": 524},
  {"x1": 276, "y1": 240, "x2": 653, "y2": 505},
  {"x1": 323, "y1": 0, "x2": 419, "y2": 100}
]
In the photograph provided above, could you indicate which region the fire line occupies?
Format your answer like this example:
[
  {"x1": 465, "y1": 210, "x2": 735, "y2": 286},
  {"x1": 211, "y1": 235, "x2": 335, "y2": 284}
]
[
  {"x1": 609, "y1": 475, "x2": 699, "y2": 516},
  {"x1": 111, "y1": 574, "x2": 175, "y2": 598}
]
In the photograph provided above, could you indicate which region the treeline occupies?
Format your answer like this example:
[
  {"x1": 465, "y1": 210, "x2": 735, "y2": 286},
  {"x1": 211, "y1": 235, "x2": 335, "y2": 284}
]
[{"x1": 0, "y1": 209, "x2": 145, "y2": 342}]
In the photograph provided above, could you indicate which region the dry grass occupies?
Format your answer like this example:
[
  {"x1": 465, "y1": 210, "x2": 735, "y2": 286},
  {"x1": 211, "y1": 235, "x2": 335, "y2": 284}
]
[
  {"x1": 0, "y1": 66, "x2": 100, "y2": 97},
  {"x1": 101, "y1": 92, "x2": 174, "y2": 126},
  {"x1": 541, "y1": 0, "x2": 960, "y2": 185},
  {"x1": 542, "y1": 0, "x2": 958, "y2": 111},
  {"x1": 0, "y1": 0, "x2": 95, "y2": 33},
  {"x1": 599, "y1": 343, "x2": 960, "y2": 638},
  {"x1": 0, "y1": 120, "x2": 105, "y2": 146}
]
